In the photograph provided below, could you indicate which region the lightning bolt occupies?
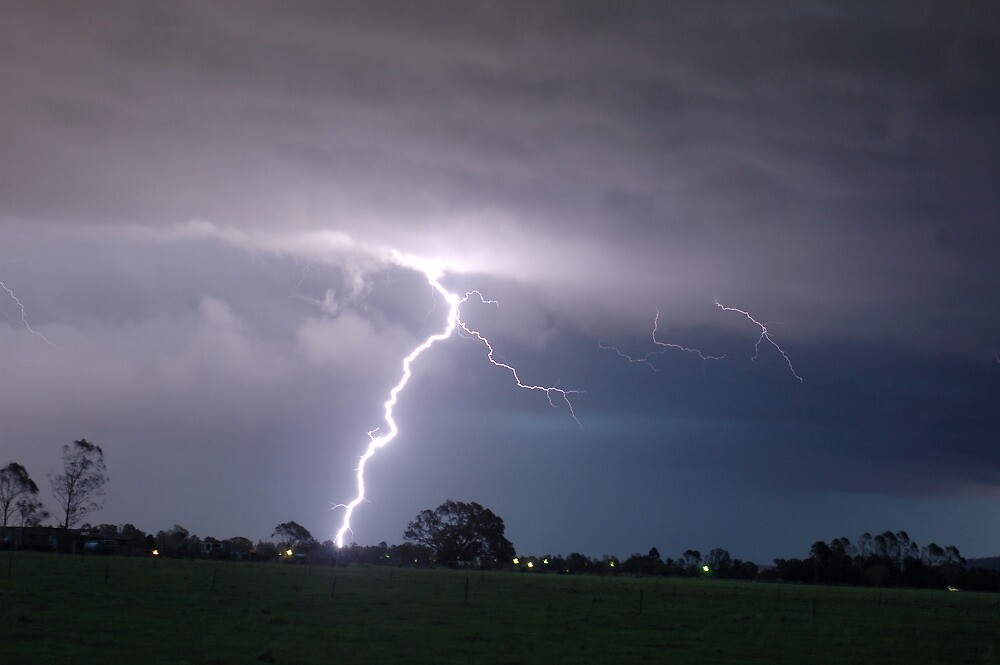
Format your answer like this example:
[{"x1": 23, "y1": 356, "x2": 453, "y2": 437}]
[
  {"x1": 0, "y1": 279, "x2": 55, "y2": 346},
  {"x1": 598, "y1": 310, "x2": 725, "y2": 370},
  {"x1": 333, "y1": 258, "x2": 581, "y2": 548},
  {"x1": 715, "y1": 300, "x2": 802, "y2": 382}
]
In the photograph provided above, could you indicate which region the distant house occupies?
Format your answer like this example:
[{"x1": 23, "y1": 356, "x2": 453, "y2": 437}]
[
  {"x1": 200, "y1": 540, "x2": 224, "y2": 556},
  {"x1": 82, "y1": 537, "x2": 134, "y2": 554},
  {"x1": 4, "y1": 526, "x2": 87, "y2": 553}
]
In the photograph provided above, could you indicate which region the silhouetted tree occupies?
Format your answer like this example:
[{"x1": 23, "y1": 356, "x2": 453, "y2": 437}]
[
  {"x1": 856, "y1": 532, "x2": 873, "y2": 559},
  {"x1": 1, "y1": 462, "x2": 40, "y2": 541},
  {"x1": 738, "y1": 560, "x2": 759, "y2": 579},
  {"x1": 829, "y1": 537, "x2": 856, "y2": 585},
  {"x1": 156, "y1": 524, "x2": 198, "y2": 556},
  {"x1": 388, "y1": 542, "x2": 433, "y2": 567},
  {"x1": 923, "y1": 542, "x2": 945, "y2": 567},
  {"x1": 942, "y1": 545, "x2": 965, "y2": 585},
  {"x1": 773, "y1": 557, "x2": 811, "y2": 583},
  {"x1": 254, "y1": 540, "x2": 279, "y2": 560},
  {"x1": 15, "y1": 496, "x2": 48, "y2": 528},
  {"x1": 404, "y1": 500, "x2": 514, "y2": 566},
  {"x1": 273, "y1": 521, "x2": 317, "y2": 553},
  {"x1": 49, "y1": 439, "x2": 107, "y2": 529},
  {"x1": 623, "y1": 547, "x2": 663, "y2": 576},
  {"x1": 623, "y1": 553, "x2": 650, "y2": 575},
  {"x1": 563, "y1": 552, "x2": 594, "y2": 574},
  {"x1": 226, "y1": 536, "x2": 253, "y2": 554},
  {"x1": 707, "y1": 548, "x2": 733, "y2": 577},
  {"x1": 119, "y1": 523, "x2": 147, "y2": 543},
  {"x1": 681, "y1": 549, "x2": 702, "y2": 576}
]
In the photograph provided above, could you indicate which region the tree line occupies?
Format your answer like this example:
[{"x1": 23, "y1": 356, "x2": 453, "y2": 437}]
[
  {"x1": 4, "y1": 445, "x2": 998, "y2": 591},
  {"x1": 770, "y1": 531, "x2": 974, "y2": 589}
]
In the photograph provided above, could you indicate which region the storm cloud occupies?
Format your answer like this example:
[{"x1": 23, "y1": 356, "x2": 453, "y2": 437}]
[{"x1": 2, "y1": 1, "x2": 999, "y2": 562}]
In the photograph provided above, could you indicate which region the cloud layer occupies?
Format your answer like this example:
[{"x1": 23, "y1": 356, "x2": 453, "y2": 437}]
[{"x1": 1, "y1": 2, "x2": 999, "y2": 561}]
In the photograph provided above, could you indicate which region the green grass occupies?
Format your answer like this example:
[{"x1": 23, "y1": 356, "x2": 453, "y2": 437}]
[{"x1": 2, "y1": 552, "x2": 998, "y2": 664}]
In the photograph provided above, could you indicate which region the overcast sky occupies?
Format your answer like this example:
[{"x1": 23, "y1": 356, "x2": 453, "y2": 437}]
[{"x1": 2, "y1": 1, "x2": 999, "y2": 563}]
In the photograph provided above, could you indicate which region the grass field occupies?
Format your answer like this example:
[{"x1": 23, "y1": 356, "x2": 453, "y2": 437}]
[{"x1": 2, "y1": 551, "x2": 998, "y2": 664}]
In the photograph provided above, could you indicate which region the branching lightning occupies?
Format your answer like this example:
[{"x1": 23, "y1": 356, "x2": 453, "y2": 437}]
[
  {"x1": 598, "y1": 309, "x2": 725, "y2": 370},
  {"x1": 715, "y1": 300, "x2": 802, "y2": 382},
  {"x1": 458, "y1": 294, "x2": 582, "y2": 426},
  {"x1": 333, "y1": 259, "x2": 581, "y2": 548},
  {"x1": 0, "y1": 279, "x2": 55, "y2": 346}
]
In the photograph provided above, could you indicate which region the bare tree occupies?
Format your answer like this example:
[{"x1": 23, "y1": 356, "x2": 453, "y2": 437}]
[
  {"x1": 1, "y1": 462, "x2": 40, "y2": 542},
  {"x1": 49, "y1": 439, "x2": 108, "y2": 529}
]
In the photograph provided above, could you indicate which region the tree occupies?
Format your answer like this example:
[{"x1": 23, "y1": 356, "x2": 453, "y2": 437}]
[
  {"x1": 1, "y1": 462, "x2": 40, "y2": 540},
  {"x1": 119, "y1": 523, "x2": 148, "y2": 543},
  {"x1": 707, "y1": 548, "x2": 733, "y2": 577},
  {"x1": 273, "y1": 521, "x2": 316, "y2": 552},
  {"x1": 623, "y1": 547, "x2": 664, "y2": 576},
  {"x1": 254, "y1": 540, "x2": 279, "y2": 561},
  {"x1": 404, "y1": 500, "x2": 515, "y2": 566},
  {"x1": 563, "y1": 552, "x2": 594, "y2": 574},
  {"x1": 50, "y1": 439, "x2": 108, "y2": 529},
  {"x1": 226, "y1": 536, "x2": 253, "y2": 552},
  {"x1": 156, "y1": 525, "x2": 202, "y2": 556},
  {"x1": 681, "y1": 549, "x2": 702, "y2": 576},
  {"x1": 15, "y1": 496, "x2": 48, "y2": 528}
]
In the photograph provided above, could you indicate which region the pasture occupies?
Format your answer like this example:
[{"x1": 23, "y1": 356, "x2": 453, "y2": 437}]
[{"x1": 1, "y1": 551, "x2": 997, "y2": 664}]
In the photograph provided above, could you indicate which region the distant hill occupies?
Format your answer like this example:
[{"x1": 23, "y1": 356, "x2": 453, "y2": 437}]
[{"x1": 966, "y1": 557, "x2": 1000, "y2": 571}]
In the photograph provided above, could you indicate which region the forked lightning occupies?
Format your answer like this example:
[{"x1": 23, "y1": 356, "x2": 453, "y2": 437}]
[
  {"x1": 333, "y1": 259, "x2": 580, "y2": 548},
  {"x1": 0, "y1": 279, "x2": 54, "y2": 346},
  {"x1": 715, "y1": 300, "x2": 802, "y2": 382}
]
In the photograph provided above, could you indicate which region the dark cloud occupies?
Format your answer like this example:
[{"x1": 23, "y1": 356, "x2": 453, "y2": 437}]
[{"x1": 1, "y1": 2, "x2": 999, "y2": 561}]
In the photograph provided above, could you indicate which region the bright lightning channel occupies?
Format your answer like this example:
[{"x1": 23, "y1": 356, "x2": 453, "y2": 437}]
[
  {"x1": 598, "y1": 309, "x2": 725, "y2": 370},
  {"x1": 0, "y1": 279, "x2": 55, "y2": 346},
  {"x1": 715, "y1": 300, "x2": 802, "y2": 382},
  {"x1": 333, "y1": 260, "x2": 581, "y2": 548}
]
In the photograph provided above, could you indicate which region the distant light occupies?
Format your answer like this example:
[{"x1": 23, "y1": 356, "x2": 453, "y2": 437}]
[
  {"x1": 414, "y1": 559, "x2": 418, "y2": 563},
  {"x1": 702, "y1": 565, "x2": 710, "y2": 573},
  {"x1": 543, "y1": 558, "x2": 549, "y2": 565},
  {"x1": 385, "y1": 553, "x2": 390, "y2": 559},
  {"x1": 947, "y1": 586, "x2": 960, "y2": 592},
  {"x1": 513, "y1": 557, "x2": 520, "y2": 565},
  {"x1": 285, "y1": 549, "x2": 293, "y2": 557},
  {"x1": 609, "y1": 561, "x2": 615, "y2": 567},
  {"x1": 152, "y1": 549, "x2": 159, "y2": 557},
  {"x1": 527, "y1": 561, "x2": 534, "y2": 568}
]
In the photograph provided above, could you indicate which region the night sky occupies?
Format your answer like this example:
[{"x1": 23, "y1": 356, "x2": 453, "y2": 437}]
[{"x1": 2, "y1": 2, "x2": 999, "y2": 564}]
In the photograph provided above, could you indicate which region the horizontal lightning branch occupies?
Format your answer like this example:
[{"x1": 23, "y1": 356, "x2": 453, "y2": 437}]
[{"x1": 598, "y1": 310, "x2": 725, "y2": 371}]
